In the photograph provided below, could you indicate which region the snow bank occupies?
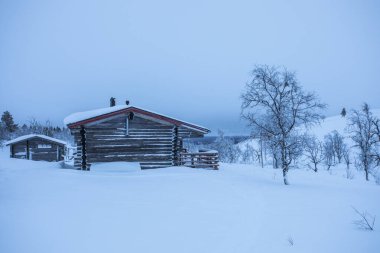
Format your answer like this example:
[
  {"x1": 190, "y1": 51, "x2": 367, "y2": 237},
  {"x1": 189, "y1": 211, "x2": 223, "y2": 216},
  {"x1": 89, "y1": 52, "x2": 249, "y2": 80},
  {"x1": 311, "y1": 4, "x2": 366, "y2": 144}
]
[
  {"x1": 90, "y1": 162, "x2": 141, "y2": 173},
  {"x1": 0, "y1": 148, "x2": 379, "y2": 253}
]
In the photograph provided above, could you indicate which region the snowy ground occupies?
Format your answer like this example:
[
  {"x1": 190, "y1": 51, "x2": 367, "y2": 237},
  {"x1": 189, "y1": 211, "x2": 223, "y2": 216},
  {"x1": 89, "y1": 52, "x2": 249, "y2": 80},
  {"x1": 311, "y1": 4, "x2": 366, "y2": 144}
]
[{"x1": 0, "y1": 149, "x2": 379, "y2": 253}]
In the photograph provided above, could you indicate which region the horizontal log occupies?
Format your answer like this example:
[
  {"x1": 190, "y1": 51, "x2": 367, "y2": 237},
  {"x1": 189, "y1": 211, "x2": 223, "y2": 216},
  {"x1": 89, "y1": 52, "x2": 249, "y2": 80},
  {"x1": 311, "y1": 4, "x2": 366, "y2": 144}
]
[
  {"x1": 84, "y1": 151, "x2": 172, "y2": 156},
  {"x1": 87, "y1": 157, "x2": 172, "y2": 163},
  {"x1": 77, "y1": 149, "x2": 173, "y2": 155}
]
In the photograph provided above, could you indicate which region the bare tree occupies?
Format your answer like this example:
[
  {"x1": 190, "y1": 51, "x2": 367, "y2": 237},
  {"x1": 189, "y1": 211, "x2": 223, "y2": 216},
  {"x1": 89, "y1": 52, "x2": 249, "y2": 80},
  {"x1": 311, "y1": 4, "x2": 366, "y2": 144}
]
[
  {"x1": 213, "y1": 129, "x2": 241, "y2": 163},
  {"x1": 347, "y1": 103, "x2": 379, "y2": 181},
  {"x1": 241, "y1": 142, "x2": 257, "y2": 164},
  {"x1": 249, "y1": 128, "x2": 270, "y2": 168},
  {"x1": 266, "y1": 138, "x2": 281, "y2": 169},
  {"x1": 304, "y1": 135, "x2": 323, "y2": 172},
  {"x1": 342, "y1": 145, "x2": 353, "y2": 179},
  {"x1": 29, "y1": 118, "x2": 44, "y2": 134},
  {"x1": 331, "y1": 130, "x2": 345, "y2": 163},
  {"x1": 323, "y1": 134, "x2": 336, "y2": 170},
  {"x1": 241, "y1": 65, "x2": 325, "y2": 185},
  {"x1": 372, "y1": 118, "x2": 380, "y2": 166}
]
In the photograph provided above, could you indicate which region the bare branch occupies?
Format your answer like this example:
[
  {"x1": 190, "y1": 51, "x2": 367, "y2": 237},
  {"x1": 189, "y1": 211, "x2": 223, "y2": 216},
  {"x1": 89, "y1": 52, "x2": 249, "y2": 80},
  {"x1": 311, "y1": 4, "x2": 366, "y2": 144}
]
[{"x1": 352, "y1": 206, "x2": 376, "y2": 231}]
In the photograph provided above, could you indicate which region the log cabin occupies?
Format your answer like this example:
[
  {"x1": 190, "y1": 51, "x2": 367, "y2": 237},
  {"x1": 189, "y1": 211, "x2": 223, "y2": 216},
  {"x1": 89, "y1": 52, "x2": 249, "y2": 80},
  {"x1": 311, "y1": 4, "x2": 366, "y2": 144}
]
[
  {"x1": 5, "y1": 134, "x2": 66, "y2": 162},
  {"x1": 64, "y1": 103, "x2": 213, "y2": 170}
]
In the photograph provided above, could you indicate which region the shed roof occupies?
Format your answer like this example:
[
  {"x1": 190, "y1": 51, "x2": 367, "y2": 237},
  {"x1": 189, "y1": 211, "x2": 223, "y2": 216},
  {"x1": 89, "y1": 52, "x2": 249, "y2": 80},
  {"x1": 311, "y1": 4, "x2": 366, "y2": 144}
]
[
  {"x1": 5, "y1": 134, "x2": 67, "y2": 146},
  {"x1": 64, "y1": 105, "x2": 210, "y2": 134}
]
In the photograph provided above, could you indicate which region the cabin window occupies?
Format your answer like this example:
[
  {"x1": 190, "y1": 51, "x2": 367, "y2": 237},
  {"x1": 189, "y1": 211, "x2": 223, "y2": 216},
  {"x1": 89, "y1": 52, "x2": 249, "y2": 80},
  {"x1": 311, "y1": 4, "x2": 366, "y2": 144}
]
[{"x1": 38, "y1": 144, "x2": 52, "y2": 149}]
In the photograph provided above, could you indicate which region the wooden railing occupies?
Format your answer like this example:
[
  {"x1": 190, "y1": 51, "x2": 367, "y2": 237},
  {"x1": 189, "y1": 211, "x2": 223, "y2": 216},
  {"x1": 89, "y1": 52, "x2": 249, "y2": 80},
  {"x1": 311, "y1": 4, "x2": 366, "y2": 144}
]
[{"x1": 178, "y1": 149, "x2": 219, "y2": 170}]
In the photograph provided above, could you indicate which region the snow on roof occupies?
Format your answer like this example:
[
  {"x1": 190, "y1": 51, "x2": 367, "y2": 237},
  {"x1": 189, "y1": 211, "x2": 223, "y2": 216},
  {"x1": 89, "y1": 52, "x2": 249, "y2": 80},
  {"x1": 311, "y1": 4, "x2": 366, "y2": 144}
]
[
  {"x1": 64, "y1": 105, "x2": 210, "y2": 133},
  {"x1": 5, "y1": 134, "x2": 67, "y2": 146},
  {"x1": 64, "y1": 105, "x2": 129, "y2": 126}
]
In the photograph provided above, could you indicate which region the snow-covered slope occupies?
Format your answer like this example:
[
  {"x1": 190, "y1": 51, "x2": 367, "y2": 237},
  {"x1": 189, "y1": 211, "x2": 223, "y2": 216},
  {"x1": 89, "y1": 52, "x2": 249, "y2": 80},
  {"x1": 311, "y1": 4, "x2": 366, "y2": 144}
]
[
  {"x1": 0, "y1": 149, "x2": 379, "y2": 253},
  {"x1": 312, "y1": 108, "x2": 380, "y2": 140}
]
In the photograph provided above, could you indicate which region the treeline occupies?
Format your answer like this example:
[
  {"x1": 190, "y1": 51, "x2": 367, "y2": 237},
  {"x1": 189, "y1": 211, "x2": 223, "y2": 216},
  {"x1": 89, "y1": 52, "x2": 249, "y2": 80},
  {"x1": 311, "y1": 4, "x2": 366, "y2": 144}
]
[
  {"x1": 190, "y1": 103, "x2": 380, "y2": 184},
  {"x1": 188, "y1": 65, "x2": 380, "y2": 185},
  {"x1": 0, "y1": 111, "x2": 73, "y2": 146}
]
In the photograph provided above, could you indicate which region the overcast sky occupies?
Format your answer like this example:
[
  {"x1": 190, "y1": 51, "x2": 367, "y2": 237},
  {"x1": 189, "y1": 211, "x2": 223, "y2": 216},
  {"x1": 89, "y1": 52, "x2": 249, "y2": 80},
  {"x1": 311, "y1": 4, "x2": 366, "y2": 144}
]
[{"x1": 1, "y1": 0, "x2": 379, "y2": 135}]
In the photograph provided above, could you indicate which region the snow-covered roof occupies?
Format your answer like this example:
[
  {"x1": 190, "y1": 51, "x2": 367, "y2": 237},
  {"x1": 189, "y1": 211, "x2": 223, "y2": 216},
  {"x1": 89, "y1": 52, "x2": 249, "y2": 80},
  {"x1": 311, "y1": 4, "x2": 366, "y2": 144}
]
[
  {"x1": 64, "y1": 105, "x2": 129, "y2": 126},
  {"x1": 64, "y1": 105, "x2": 210, "y2": 134},
  {"x1": 5, "y1": 134, "x2": 67, "y2": 146}
]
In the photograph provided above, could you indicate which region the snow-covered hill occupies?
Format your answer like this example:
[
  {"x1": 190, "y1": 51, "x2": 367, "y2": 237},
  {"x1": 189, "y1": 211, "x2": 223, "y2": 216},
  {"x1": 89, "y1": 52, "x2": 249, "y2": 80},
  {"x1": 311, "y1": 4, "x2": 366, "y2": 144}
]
[
  {"x1": 311, "y1": 109, "x2": 380, "y2": 140},
  {"x1": 0, "y1": 148, "x2": 379, "y2": 253}
]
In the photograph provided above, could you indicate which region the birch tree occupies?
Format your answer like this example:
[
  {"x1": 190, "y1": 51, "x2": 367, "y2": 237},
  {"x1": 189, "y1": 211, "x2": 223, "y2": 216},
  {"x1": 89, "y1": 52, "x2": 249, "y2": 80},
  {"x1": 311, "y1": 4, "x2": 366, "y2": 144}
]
[
  {"x1": 304, "y1": 135, "x2": 323, "y2": 172},
  {"x1": 348, "y1": 103, "x2": 379, "y2": 181},
  {"x1": 241, "y1": 65, "x2": 325, "y2": 185}
]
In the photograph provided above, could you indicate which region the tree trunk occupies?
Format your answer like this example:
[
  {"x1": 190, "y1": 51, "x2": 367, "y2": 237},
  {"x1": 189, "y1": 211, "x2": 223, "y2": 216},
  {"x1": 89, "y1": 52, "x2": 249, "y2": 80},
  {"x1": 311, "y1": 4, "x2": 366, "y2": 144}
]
[
  {"x1": 283, "y1": 167, "x2": 289, "y2": 185},
  {"x1": 273, "y1": 153, "x2": 279, "y2": 169},
  {"x1": 260, "y1": 139, "x2": 263, "y2": 168},
  {"x1": 364, "y1": 155, "x2": 369, "y2": 181},
  {"x1": 280, "y1": 140, "x2": 289, "y2": 185}
]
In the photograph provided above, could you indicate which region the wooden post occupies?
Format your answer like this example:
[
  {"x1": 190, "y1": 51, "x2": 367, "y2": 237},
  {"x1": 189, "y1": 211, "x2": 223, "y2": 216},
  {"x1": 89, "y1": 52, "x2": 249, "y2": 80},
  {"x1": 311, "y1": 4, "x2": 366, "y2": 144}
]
[
  {"x1": 80, "y1": 125, "x2": 88, "y2": 170},
  {"x1": 10, "y1": 145, "x2": 14, "y2": 158},
  {"x1": 172, "y1": 126, "x2": 179, "y2": 166},
  {"x1": 26, "y1": 140, "x2": 30, "y2": 160},
  {"x1": 56, "y1": 146, "x2": 59, "y2": 161}
]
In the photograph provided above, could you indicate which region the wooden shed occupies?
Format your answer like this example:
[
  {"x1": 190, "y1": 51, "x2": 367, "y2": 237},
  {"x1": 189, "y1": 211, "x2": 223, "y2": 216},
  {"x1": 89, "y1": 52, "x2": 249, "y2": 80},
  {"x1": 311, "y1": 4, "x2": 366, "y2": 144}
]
[
  {"x1": 64, "y1": 104, "x2": 214, "y2": 170},
  {"x1": 5, "y1": 134, "x2": 66, "y2": 162}
]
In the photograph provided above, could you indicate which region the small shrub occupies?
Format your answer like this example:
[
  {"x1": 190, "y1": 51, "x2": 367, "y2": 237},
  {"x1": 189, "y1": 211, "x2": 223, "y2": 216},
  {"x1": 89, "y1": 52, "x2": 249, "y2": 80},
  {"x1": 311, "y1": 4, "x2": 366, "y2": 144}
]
[
  {"x1": 352, "y1": 206, "x2": 376, "y2": 231},
  {"x1": 287, "y1": 236, "x2": 294, "y2": 246}
]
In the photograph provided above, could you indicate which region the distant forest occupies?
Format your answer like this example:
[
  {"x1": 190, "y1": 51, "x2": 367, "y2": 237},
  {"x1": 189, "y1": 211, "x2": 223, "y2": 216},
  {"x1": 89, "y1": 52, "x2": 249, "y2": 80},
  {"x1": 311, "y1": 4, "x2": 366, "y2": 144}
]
[{"x1": 0, "y1": 111, "x2": 73, "y2": 146}]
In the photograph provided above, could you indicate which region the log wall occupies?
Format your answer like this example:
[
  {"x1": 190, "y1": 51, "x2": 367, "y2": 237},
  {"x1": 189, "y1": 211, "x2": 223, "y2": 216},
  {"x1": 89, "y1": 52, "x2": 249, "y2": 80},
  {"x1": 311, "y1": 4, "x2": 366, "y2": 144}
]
[
  {"x1": 10, "y1": 138, "x2": 65, "y2": 162},
  {"x1": 71, "y1": 114, "x2": 203, "y2": 169}
]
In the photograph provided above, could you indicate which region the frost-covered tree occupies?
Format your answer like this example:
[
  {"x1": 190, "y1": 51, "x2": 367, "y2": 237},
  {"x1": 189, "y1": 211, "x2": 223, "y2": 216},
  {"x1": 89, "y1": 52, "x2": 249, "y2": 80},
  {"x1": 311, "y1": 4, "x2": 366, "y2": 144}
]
[
  {"x1": 213, "y1": 130, "x2": 241, "y2": 163},
  {"x1": 1, "y1": 111, "x2": 18, "y2": 133},
  {"x1": 42, "y1": 120, "x2": 54, "y2": 137},
  {"x1": 249, "y1": 129, "x2": 269, "y2": 168},
  {"x1": 331, "y1": 130, "x2": 345, "y2": 163},
  {"x1": 241, "y1": 65, "x2": 325, "y2": 185},
  {"x1": 372, "y1": 118, "x2": 380, "y2": 166},
  {"x1": 342, "y1": 145, "x2": 353, "y2": 179},
  {"x1": 323, "y1": 131, "x2": 345, "y2": 165},
  {"x1": 53, "y1": 127, "x2": 74, "y2": 145},
  {"x1": 347, "y1": 103, "x2": 379, "y2": 181},
  {"x1": 266, "y1": 137, "x2": 281, "y2": 169},
  {"x1": 304, "y1": 135, "x2": 323, "y2": 172},
  {"x1": 241, "y1": 143, "x2": 256, "y2": 164},
  {"x1": 0, "y1": 122, "x2": 7, "y2": 146},
  {"x1": 28, "y1": 118, "x2": 44, "y2": 134},
  {"x1": 323, "y1": 133, "x2": 336, "y2": 170}
]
